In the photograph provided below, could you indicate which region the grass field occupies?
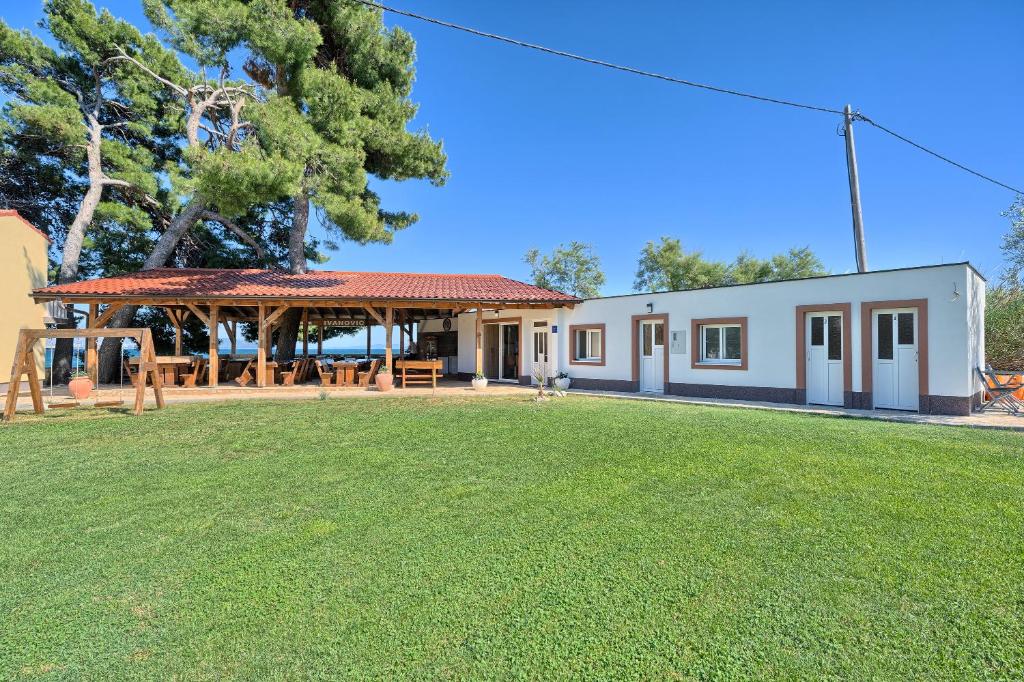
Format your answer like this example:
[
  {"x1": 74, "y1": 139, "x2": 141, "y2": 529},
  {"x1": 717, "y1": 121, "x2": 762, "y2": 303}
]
[{"x1": 0, "y1": 396, "x2": 1022, "y2": 679}]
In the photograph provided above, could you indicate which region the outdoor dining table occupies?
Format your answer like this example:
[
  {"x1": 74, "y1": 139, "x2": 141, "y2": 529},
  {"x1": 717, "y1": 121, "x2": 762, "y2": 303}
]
[
  {"x1": 331, "y1": 361, "x2": 358, "y2": 387},
  {"x1": 129, "y1": 355, "x2": 193, "y2": 386}
]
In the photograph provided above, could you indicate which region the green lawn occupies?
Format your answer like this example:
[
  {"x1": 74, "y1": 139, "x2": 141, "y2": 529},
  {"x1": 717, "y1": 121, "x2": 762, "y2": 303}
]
[{"x1": 1, "y1": 396, "x2": 1022, "y2": 679}]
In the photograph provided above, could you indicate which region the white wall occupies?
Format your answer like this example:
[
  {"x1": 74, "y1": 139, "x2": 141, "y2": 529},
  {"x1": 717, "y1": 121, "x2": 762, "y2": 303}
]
[
  {"x1": 456, "y1": 308, "x2": 560, "y2": 380},
  {"x1": 449, "y1": 264, "x2": 983, "y2": 401}
]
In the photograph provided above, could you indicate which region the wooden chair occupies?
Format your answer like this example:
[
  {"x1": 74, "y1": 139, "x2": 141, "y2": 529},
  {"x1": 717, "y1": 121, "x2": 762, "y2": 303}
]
[
  {"x1": 357, "y1": 359, "x2": 381, "y2": 388},
  {"x1": 280, "y1": 358, "x2": 309, "y2": 386},
  {"x1": 234, "y1": 359, "x2": 254, "y2": 387},
  {"x1": 181, "y1": 358, "x2": 208, "y2": 388},
  {"x1": 976, "y1": 367, "x2": 1023, "y2": 414},
  {"x1": 314, "y1": 359, "x2": 335, "y2": 386}
]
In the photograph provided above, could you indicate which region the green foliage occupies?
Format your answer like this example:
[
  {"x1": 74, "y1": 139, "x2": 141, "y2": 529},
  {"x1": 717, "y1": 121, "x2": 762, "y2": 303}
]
[
  {"x1": 1001, "y1": 197, "x2": 1024, "y2": 286},
  {"x1": 523, "y1": 241, "x2": 606, "y2": 298},
  {"x1": 0, "y1": 397, "x2": 1022, "y2": 677},
  {"x1": 985, "y1": 285, "x2": 1024, "y2": 370},
  {"x1": 634, "y1": 237, "x2": 827, "y2": 292}
]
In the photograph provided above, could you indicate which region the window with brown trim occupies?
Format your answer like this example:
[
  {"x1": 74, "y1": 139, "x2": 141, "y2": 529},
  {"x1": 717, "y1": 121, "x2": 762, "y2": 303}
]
[
  {"x1": 569, "y1": 324, "x2": 606, "y2": 366},
  {"x1": 690, "y1": 317, "x2": 748, "y2": 370}
]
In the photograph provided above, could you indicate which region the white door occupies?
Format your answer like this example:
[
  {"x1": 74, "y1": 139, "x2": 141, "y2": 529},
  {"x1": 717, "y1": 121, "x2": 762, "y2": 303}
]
[
  {"x1": 872, "y1": 309, "x2": 919, "y2": 410},
  {"x1": 806, "y1": 313, "x2": 844, "y2": 406},
  {"x1": 532, "y1": 329, "x2": 549, "y2": 384},
  {"x1": 639, "y1": 320, "x2": 665, "y2": 393}
]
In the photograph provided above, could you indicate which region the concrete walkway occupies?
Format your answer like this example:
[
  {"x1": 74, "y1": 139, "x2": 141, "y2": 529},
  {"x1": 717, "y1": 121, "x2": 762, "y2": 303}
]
[{"x1": 569, "y1": 388, "x2": 1024, "y2": 432}]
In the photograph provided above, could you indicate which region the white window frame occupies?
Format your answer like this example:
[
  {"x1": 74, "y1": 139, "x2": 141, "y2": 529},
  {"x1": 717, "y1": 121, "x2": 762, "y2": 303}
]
[
  {"x1": 574, "y1": 328, "x2": 603, "y2": 362},
  {"x1": 699, "y1": 323, "x2": 742, "y2": 365}
]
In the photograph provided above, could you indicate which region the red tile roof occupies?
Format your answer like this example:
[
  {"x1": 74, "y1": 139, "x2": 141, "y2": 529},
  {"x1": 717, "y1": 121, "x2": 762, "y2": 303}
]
[
  {"x1": 33, "y1": 268, "x2": 580, "y2": 303},
  {"x1": 1, "y1": 209, "x2": 52, "y2": 243}
]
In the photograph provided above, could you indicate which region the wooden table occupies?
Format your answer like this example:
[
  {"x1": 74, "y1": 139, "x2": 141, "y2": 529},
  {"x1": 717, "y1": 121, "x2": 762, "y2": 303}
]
[
  {"x1": 129, "y1": 355, "x2": 193, "y2": 386},
  {"x1": 395, "y1": 359, "x2": 442, "y2": 389},
  {"x1": 332, "y1": 362, "x2": 358, "y2": 387}
]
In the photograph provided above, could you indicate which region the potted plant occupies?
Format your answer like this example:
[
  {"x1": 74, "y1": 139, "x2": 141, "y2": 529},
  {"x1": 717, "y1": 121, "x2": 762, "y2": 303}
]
[
  {"x1": 68, "y1": 370, "x2": 93, "y2": 400},
  {"x1": 375, "y1": 365, "x2": 394, "y2": 391},
  {"x1": 471, "y1": 372, "x2": 488, "y2": 390},
  {"x1": 554, "y1": 371, "x2": 571, "y2": 392}
]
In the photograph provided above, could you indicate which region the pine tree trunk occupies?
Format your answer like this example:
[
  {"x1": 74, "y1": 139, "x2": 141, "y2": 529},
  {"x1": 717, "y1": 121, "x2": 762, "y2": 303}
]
[
  {"x1": 96, "y1": 198, "x2": 208, "y2": 382},
  {"x1": 52, "y1": 119, "x2": 105, "y2": 384},
  {"x1": 274, "y1": 186, "x2": 310, "y2": 364}
]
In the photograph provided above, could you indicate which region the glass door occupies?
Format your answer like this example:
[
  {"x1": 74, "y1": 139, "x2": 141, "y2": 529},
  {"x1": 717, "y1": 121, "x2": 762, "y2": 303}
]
[{"x1": 500, "y1": 324, "x2": 519, "y2": 381}]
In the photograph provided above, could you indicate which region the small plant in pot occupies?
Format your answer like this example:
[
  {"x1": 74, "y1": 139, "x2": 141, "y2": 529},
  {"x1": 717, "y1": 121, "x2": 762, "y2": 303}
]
[
  {"x1": 471, "y1": 372, "x2": 488, "y2": 390},
  {"x1": 68, "y1": 370, "x2": 93, "y2": 400},
  {"x1": 375, "y1": 365, "x2": 394, "y2": 391},
  {"x1": 554, "y1": 371, "x2": 571, "y2": 392}
]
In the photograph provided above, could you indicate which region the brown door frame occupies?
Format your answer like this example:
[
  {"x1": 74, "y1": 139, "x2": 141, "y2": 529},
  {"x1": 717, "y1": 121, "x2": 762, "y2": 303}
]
[
  {"x1": 482, "y1": 315, "x2": 523, "y2": 381},
  {"x1": 795, "y1": 303, "x2": 852, "y2": 405},
  {"x1": 631, "y1": 313, "x2": 669, "y2": 392},
  {"x1": 860, "y1": 299, "x2": 929, "y2": 409}
]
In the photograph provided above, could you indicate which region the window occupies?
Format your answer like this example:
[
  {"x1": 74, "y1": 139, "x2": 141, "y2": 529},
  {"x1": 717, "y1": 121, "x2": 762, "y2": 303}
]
[
  {"x1": 700, "y1": 324, "x2": 742, "y2": 364},
  {"x1": 691, "y1": 317, "x2": 747, "y2": 370},
  {"x1": 569, "y1": 324, "x2": 605, "y2": 365},
  {"x1": 827, "y1": 315, "x2": 842, "y2": 360},
  {"x1": 877, "y1": 313, "x2": 893, "y2": 360}
]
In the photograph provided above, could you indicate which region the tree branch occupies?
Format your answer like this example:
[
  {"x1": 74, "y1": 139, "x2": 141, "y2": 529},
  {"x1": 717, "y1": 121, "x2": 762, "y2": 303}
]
[{"x1": 200, "y1": 211, "x2": 268, "y2": 261}]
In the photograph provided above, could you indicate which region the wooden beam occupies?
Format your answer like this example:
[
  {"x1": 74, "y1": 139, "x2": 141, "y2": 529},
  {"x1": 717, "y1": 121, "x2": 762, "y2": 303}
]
[
  {"x1": 226, "y1": 321, "x2": 237, "y2": 355},
  {"x1": 317, "y1": 324, "x2": 323, "y2": 356},
  {"x1": 257, "y1": 303, "x2": 267, "y2": 388},
  {"x1": 385, "y1": 305, "x2": 393, "y2": 371},
  {"x1": 88, "y1": 303, "x2": 125, "y2": 330},
  {"x1": 208, "y1": 304, "x2": 219, "y2": 387},
  {"x1": 363, "y1": 305, "x2": 385, "y2": 326},
  {"x1": 86, "y1": 304, "x2": 98, "y2": 383},
  {"x1": 165, "y1": 307, "x2": 183, "y2": 356},
  {"x1": 264, "y1": 303, "x2": 291, "y2": 329},
  {"x1": 366, "y1": 323, "x2": 371, "y2": 358},
  {"x1": 184, "y1": 303, "x2": 210, "y2": 326}
]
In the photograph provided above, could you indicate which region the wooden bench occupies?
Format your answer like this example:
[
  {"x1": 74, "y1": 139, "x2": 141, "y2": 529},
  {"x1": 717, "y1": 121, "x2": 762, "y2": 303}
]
[{"x1": 395, "y1": 359, "x2": 442, "y2": 389}]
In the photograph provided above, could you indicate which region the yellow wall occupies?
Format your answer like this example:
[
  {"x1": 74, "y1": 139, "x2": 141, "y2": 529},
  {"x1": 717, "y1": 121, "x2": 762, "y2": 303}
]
[{"x1": 0, "y1": 212, "x2": 48, "y2": 388}]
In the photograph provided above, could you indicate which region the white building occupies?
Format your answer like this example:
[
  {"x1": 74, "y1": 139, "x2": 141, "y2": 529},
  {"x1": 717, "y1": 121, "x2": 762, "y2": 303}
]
[{"x1": 421, "y1": 262, "x2": 986, "y2": 416}]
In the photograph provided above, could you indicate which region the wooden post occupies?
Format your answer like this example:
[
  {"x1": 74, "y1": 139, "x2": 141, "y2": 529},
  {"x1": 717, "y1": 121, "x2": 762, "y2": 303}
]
[
  {"x1": 366, "y1": 322, "x2": 371, "y2": 358},
  {"x1": 475, "y1": 305, "x2": 483, "y2": 376},
  {"x1": 228, "y1": 321, "x2": 237, "y2": 355},
  {"x1": 208, "y1": 304, "x2": 219, "y2": 387},
  {"x1": 257, "y1": 303, "x2": 267, "y2": 388},
  {"x1": 3, "y1": 331, "x2": 28, "y2": 421},
  {"x1": 385, "y1": 305, "x2": 393, "y2": 371},
  {"x1": 86, "y1": 304, "x2": 98, "y2": 383},
  {"x1": 166, "y1": 308, "x2": 183, "y2": 356},
  {"x1": 302, "y1": 307, "x2": 309, "y2": 358},
  {"x1": 399, "y1": 310, "x2": 405, "y2": 359}
]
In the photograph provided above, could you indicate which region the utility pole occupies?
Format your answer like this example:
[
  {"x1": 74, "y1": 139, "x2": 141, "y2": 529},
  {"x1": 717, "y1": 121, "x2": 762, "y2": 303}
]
[{"x1": 843, "y1": 104, "x2": 868, "y2": 272}]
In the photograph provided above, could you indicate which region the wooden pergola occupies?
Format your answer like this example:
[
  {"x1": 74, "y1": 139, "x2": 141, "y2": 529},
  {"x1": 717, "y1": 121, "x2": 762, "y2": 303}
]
[{"x1": 31, "y1": 269, "x2": 579, "y2": 388}]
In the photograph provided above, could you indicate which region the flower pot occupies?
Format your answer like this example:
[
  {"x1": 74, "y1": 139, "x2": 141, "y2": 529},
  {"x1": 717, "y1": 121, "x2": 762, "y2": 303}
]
[
  {"x1": 68, "y1": 376, "x2": 93, "y2": 400},
  {"x1": 471, "y1": 377, "x2": 488, "y2": 390},
  {"x1": 375, "y1": 373, "x2": 394, "y2": 391},
  {"x1": 554, "y1": 377, "x2": 571, "y2": 392}
]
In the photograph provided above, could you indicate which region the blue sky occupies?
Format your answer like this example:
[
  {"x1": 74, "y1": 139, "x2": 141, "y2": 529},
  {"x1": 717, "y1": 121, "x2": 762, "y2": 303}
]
[{"x1": 5, "y1": 0, "x2": 1023, "y2": 302}]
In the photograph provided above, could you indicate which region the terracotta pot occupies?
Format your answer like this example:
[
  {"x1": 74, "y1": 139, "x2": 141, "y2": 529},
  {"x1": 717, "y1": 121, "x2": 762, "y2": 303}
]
[
  {"x1": 68, "y1": 376, "x2": 93, "y2": 400},
  {"x1": 375, "y1": 373, "x2": 394, "y2": 391}
]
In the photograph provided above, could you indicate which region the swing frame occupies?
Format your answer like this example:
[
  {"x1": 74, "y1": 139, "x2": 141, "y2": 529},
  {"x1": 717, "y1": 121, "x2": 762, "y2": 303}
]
[{"x1": 3, "y1": 327, "x2": 165, "y2": 422}]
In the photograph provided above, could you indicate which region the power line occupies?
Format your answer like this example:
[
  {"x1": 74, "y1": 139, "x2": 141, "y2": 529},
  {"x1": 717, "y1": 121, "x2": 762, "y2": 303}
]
[
  {"x1": 853, "y1": 113, "x2": 1024, "y2": 194},
  {"x1": 351, "y1": 0, "x2": 844, "y2": 116},
  {"x1": 353, "y1": 0, "x2": 1024, "y2": 196}
]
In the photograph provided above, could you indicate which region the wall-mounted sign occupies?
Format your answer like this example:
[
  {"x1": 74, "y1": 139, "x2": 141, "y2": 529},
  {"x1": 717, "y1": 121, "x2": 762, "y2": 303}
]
[
  {"x1": 551, "y1": 325, "x2": 558, "y2": 334},
  {"x1": 442, "y1": 317, "x2": 452, "y2": 331},
  {"x1": 320, "y1": 320, "x2": 367, "y2": 327}
]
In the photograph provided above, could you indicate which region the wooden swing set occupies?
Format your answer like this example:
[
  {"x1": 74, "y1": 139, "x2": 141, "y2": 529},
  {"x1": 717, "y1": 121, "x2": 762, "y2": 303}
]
[{"x1": 3, "y1": 328, "x2": 165, "y2": 423}]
